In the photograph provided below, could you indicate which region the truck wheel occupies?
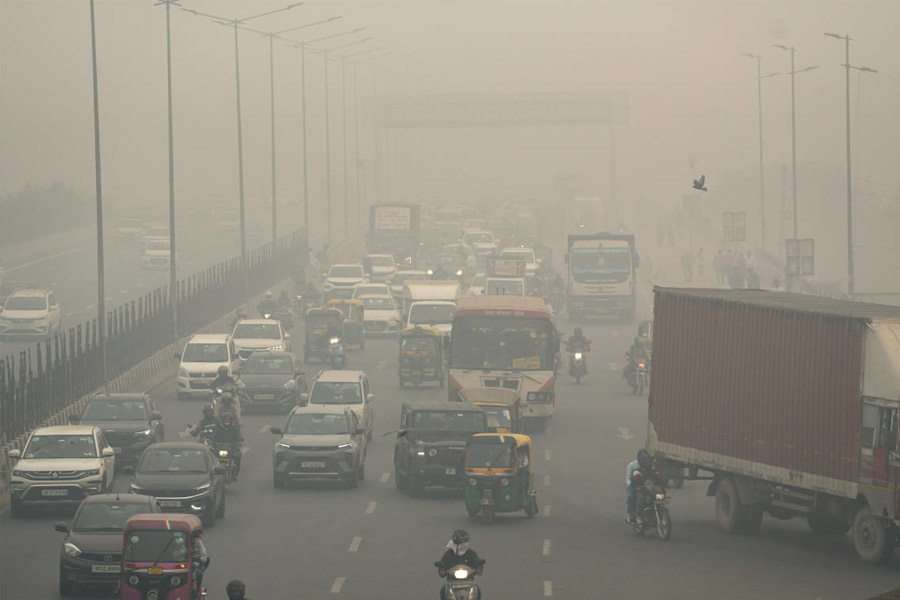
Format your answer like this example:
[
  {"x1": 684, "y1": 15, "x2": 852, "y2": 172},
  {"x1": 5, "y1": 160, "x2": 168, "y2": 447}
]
[
  {"x1": 715, "y1": 478, "x2": 743, "y2": 534},
  {"x1": 852, "y1": 505, "x2": 895, "y2": 564},
  {"x1": 807, "y1": 513, "x2": 851, "y2": 535}
]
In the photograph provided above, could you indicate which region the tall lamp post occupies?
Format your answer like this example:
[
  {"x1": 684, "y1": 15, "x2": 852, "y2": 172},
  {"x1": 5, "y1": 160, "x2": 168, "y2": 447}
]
[
  {"x1": 742, "y1": 53, "x2": 779, "y2": 256},
  {"x1": 182, "y1": 2, "x2": 301, "y2": 284},
  {"x1": 824, "y1": 33, "x2": 877, "y2": 298},
  {"x1": 88, "y1": 0, "x2": 107, "y2": 378}
]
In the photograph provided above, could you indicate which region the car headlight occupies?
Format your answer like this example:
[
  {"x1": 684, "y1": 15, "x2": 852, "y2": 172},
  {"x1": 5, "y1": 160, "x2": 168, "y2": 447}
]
[
  {"x1": 416, "y1": 450, "x2": 426, "y2": 457},
  {"x1": 468, "y1": 478, "x2": 477, "y2": 486},
  {"x1": 428, "y1": 448, "x2": 438, "y2": 457},
  {"x1": 12, "y1": 469, "x2": 25, "y2": 478},
  {"x1": 283, "y1": 379, "x2": 296, "y2": 390},
  {"x1": 84, "y1": 469, "x2": 100, "y2": 477},
  {"x1": 64, "y1": 542, "x2": 82, "y2": 558},
  {"x1": 130, "y1": 483, "x2": 145, "y2": 492},
  {"x1": 337, "y1": 442, "x2": 353, "y2": 449},
  {"x1": 218, "y1": 450, "x2": 229, "y2": 457},
  {"x1": 329, "y1": 337, "x2": 341, "y2": 345},
  {"x1": 135, "y1": 429, "x2": 151, "y2": 436},
  {"x1": 270, "y1": 344, "x2": 283, "y2": 350},
  {"x1": 277, "y1": 442, "x2": 291, "y2": 448}
]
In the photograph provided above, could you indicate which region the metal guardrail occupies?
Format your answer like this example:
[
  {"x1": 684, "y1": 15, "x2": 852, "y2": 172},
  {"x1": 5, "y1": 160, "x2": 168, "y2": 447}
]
[{"x1": 0, "y1": 230, "x2": 307, "y2": 444}]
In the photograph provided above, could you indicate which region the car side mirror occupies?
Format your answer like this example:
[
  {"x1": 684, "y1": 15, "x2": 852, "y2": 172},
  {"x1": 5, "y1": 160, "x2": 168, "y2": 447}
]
[
  {"x1": 122, "y1": 466, "x2": 135, "y2": 475},
  {"x1": 434, "y1": 561, "x2": 443, "y2": 569},
  {"x1": 299, "y1": 393, "x2": 309, "y2": 403},
  {"x1": 54, "y1": 521, "x2": 69, "y2": 533},
  {"x1": 8, "y1": 449, "x2": 20, "y2": 460},
  {"x1": 270, "y1": 426, "x2": 283, "y2": 435},
  {"x1": 396, "y1": 429, "x2": 407, "y2": 438},
  {"x1": 366, "y1": 394, "x2": 375, "y2": 402},
  {"x1": 213, "y1": 466, "x2": 226, "y2": 475},
  {"x1": 174, "y1": 352, "x2": 182, "y2": 360},
  {"x1": 101, "y1": 447, "x2": 115, "y2": 458},
  {"x1": 68, "y1": 414, "x2": 81, "y2": 424},
  {"x1": 284, "y1": 333, "x2": 291, "y2": 340},
  {"x1": 151, "y1": 412, "x2": 162, "y2": 421}
]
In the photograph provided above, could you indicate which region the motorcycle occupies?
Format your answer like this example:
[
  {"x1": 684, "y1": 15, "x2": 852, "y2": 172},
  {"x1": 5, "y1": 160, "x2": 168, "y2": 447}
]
[
  {"x1": 329, "y1": 336, "x2": 347, "y2": 370},
  {"x1": 568, "y1": 350, "x2": 587, "y2": 384},
  {"x1": 434, "y1": 561, "x2": 485, "y2": 600},
  {"x1": 215, "y1": 442, "x2": 240, "y2": 484},
  {"x1": 197, "y1": 423, "x2": 217, "y2": 446},
  {"x1": 630, "y1": 473, "x2": 672, "y2": 541}
]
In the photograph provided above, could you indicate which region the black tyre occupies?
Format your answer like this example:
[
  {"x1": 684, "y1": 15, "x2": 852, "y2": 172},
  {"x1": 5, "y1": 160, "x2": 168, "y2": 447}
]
[
  {"x1": 482, "y1": 505, "x2": 495, "y2": 523},
  {"x1": 59, "y1": 575, "x2": 74, "y2": 597},
  {"x1": 358, "y1": 464, "x2": 365, "y2": 482},
  {"x1": 743, "y1": 505, "x2": 763, "y2": 533},
  {"x1": 852, "y1": 505, "x2": 895, "y2": 564},
  {"x1": 202, "y1": 502, "x2": 216, "y2": 528},
  {"x1": 657, "y1": 508, "x2": 672, "y2": 541},
  {"x1": 346, "y1": 472, "x2": 359, "y2": 489},
  {"x1": 408, "y1": 473, "x2": 425, "y2": 497},
  {"x1": 525, "y1": 499, "x2": 538, "y2": 518},
  {"x1": 215, "y1": 493, "x2": 225, "y2": 518},
  {"x1": 273, "y1": 474, "x2": 286, "y2": 489},
  {"x1": 715, "y1": 478, "x2": 743, "y2": 534}
]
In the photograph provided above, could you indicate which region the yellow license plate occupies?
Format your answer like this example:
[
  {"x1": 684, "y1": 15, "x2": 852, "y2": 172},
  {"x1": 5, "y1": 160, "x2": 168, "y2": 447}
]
[{"x1": 148, "y1": 567, "x2": 163, "y2": 575}]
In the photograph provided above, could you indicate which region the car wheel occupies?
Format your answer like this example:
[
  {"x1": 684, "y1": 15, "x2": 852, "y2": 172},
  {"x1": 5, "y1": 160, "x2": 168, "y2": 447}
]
[
  {"x1": 9, "y1": 496, "x2": 24, "y2": 518},
  {"x1": 358, "y1": 463, "x2": 365, "y2": 482},
  {"x1": 202, "y1": 501, "x2": 217, "y2": 527},
  {"x1": 346, "y1": 472, "x2": 359, "y2": 489},
  {"x1": 215, "y1": 493, "x2": 225, "y2": 518},
  {"x1": 59, "y1": 574, "x2": 74, "y2": 597},
  {"x1": 408, "y1": 473, "x2": 425, "y2": 498}
]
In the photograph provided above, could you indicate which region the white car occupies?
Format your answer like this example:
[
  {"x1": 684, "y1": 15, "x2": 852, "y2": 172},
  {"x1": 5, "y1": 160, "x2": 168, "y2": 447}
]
[
  {"x1": 7, "y1": 425, "x2": 116, "y2": 516},
  {"x1": 115, "y1": 217, "x2": 146, "y2": 243},
  {"x1": 141, "y1": 224, "x2": 169, "y2": 247},
  {"x1": 303, "y1": 370, "x2": 374, "y2": 439},
  {"x1": 359, "y1": 294, "x2": 402, "y2": 334},
  {"x1": 467, "y1": 273, "x2": 486, "y2": 296},
  {"x1": 500, "y1": 247, "x2": 538, "y2": 276},
  {"x1": 141, "y1": 239, "x2": 174, "y2": 270},
  {"x1": 351, "y1": 282, "x2": 392, "y2": 300},
  {"x1": 363, "y1": 254, "x2": 397, "y2": 283},
  {"x1": 323, "y1": 264, "x2": 367, "y2": 298},
  {"x1": 231, "y1": 318, "x2": 290, "y2": 360},
  {"x1": 485, "y1": 277, "x2": 525, "y2": 296},
  {"x1": 462, "y1": 230, "x2": 497, "y2": 257},
  {"x1": 0, "y1": 288, "x2": 62, "y2": 339},
  {"x1": 389, "y1": 270, "x2": 431, "y2": 302},
  {"x1": 176, "y1": 333, "x2": 239, "y2": 400},
  {"x1": 406, "y1": 300, "x2": 456, "y2": 335}
]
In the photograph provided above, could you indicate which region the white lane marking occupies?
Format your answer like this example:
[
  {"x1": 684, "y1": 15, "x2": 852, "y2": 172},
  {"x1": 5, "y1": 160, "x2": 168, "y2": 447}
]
[
  {"x1": 379, "y1": 472, "x2": 390, "y2": 483},
  {"x1": 65, "y1": 312, "x2": 76, "y2": 317},
  {"x1": 3, "y1": 243, "x2": 96, "y2": 273},
  {"x1": 542, "y1": 539, "x2": 551, "y2": 556},
  {"x1": 348, "y1": 536, "x2": 362, "y2": 552},
  {"x1": 260, "y1": 424, "x2": 273, "y2": 434},
  {"x1": 86, "y1": 304, "x2": 95, "y2": 310},
  {"x1": 330, "y1": 577, "x2": 345, "y2": 594},
  {"x1": 543, "y1": 581, "x2": 553, "y2": 597},
  {"x1": 617, "y1": 427, "x2": 634, "y2": 441},
  {"x1": 120, "y1": 290, "x2": 129, "y2": 295},
  {"x1": 543, "y1": 475, "x2": 551, "y2": 486},
  {"x1": 364, "y1": 501, "x2": 377, "y2": 514},
  {"x1": 545, "y1": 449, "x2": 551, "y2": 461},
  {"x1": 543, "y1": 504, "x2": 551, "y2": 517}
]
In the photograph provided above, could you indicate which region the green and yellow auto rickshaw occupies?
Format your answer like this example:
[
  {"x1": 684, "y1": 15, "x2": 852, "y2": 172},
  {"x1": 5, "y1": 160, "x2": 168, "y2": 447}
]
[
  {"x1": 464, "y1": 433, "x2": 537, "y2": 522},
  {"x1": 398, "y1": 326, "x2": 444, "y2": 387},
  {"x1": 328, "y1": 299, "x2": 366, "y2": 350},
  {"x1": 304, "y1": 307, "x2": 343, "y2": 362},
  {"x1": 457, "y1": 388, "x2": 523, "y2": 434}
]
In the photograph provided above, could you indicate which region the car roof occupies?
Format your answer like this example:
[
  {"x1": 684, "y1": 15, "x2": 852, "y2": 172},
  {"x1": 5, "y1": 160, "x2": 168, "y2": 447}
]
[
  {"x1": 358, "y1": 294, "x2": 393, "y2": 300},
  {"x1": 243, "y1": 350, "x2": 295, "y2": 359},
  {"x1": 315, "y1": 370, "x2": 364, "y2": 383},
  {"x1": 8, "y1": 288, "x2": 50, "y2": 297},
  {"x1": 142, "y1": 441, "x2": 209, "y2": 450},
  {"x1": 288, "y1": 404, "x2": 352, "y2": 417},
  {"x1": 81, "y1": 493, "x2": 155, "y2": 505},
  {"x1": 402, "y1": 401, "x2": 485, "y2": 412},
  {"x1": 33, "y1": 425, "x2": 97, "y2": 435},
  {"x1": 88, "y1": 393, "x2": 148, "y2": 402},
  {"x1": 234, "y1": 318, "x2": 280, "y2": 326},
  {"x1": 187, "y1": 333, "x2": 230, "y2": 343},
  {"x1": 364, "y1": 254, "x2": 393, "y2": 258},
  {"x1": 330, "y1": 263, "x2": 362, "y2": 268}
]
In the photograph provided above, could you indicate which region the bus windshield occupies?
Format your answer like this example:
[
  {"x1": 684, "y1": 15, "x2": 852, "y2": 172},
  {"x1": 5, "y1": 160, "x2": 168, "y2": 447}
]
[{"x1": 450, "y1": 316, "x2": 554, "y2": 371}]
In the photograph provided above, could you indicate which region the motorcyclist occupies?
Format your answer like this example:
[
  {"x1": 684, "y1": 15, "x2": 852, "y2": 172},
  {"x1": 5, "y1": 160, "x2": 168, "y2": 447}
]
[
  {"x1": 214, "y1": 413, "x2": 244, "y2": 479},
  {"x1": 277, "y1": 289, "x2": 291, "y2": 309},
  {"x1": 304, "y1": 281, "x2": 321, "y2": 307},
  {"x1": 215, "y1": 391, "x2": 243, "y2": 427},
  {"x1": 626, "y1": 448, "x2": 662, "y2": 525},
  {"x1": 258, "y1": 291, "x2": 278, "y2": 318},
  {"x1": 230, "y1": 308, "x2": 247, "y2": 330},
  {"x1": 210, "y1": 365, "x2": 237, "y2": 392},
  {"x1": 565, "y1": 327, "x2": 591, "y2": 371},
  {"x1": 226, "y1": 579, "x2": 251, "y2": 600},
  {"x1": 437, "y1": 529, "x2": 483, "y2": 600},
  {"x1": 190, "y1": 405, "x2": 220, "y2": 439},
  {"x1": 623, "y1": 336, "x2": 651, "y2": 384}
]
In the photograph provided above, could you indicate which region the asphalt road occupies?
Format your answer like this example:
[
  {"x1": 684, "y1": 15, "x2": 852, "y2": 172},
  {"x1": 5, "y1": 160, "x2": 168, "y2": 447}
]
[{"x1": 2, "y1": 287, "x2": 898, "y2": 600}]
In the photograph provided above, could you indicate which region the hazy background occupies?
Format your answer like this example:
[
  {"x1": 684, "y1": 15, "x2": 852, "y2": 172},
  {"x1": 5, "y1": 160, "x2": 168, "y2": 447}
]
[{"x1": 2, "y1": 0, "x2": 898, "y2": 290}]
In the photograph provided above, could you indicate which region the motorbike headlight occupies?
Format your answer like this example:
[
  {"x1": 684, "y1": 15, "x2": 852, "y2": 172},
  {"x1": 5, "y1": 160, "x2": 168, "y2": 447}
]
[
  {"x1": 500, "y1": 478, "x2": 509, "y2": 487},
  {"x1": 455, "y1": 270, "x2": 463, "y2": 276},
  {"x1": 329, "y1": 337, "x2": 341, "y2": 345},
  {"x1": 574, "y1": 352, "x2": 583, "y2": 360},
  {"x1": 283, "y1": 379, "x2": 296, "y2": 390},
  {"x1": 468, "y1": 478, "x2": 477, "y2": 486},
  {"x1": 264, "y1": 313, "x2": 272, "y2": 319},
  {"x1": 453, "y1": 569, "x2": 469, "y2": 580},
  {"x1": 136, "y1": 429, "x2": 151, "y2": 436},
  {"x1": 428, "y1": 448, "x2": 438, "y2": 457},
  {"x1": 218, "y1": 450, "x2": 229, "y2": 457},
  {"x1": 64, "y1": 542, "x2": 82, "y2": 558},
  {"x1": 655, "y1": 493, "x2": 666, "y2": 500}
]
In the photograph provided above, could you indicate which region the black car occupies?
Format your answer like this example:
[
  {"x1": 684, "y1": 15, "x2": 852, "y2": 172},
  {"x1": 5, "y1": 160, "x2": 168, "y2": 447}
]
[
  {"x1": 75, "y1": 393, "x2": 164, "y2": 464},
  {"x1": 127, "y1": 442, "x2": 225, "y2": 527},
  {"x1": 393, "y1": 401, "x2": 487, "y2": 497},
  {"x1": 237, "y1": 351, "x2": 308, "y2": 412},
  {"x1": 55, "y1": 493, "x2": 158, "y2": 596}
]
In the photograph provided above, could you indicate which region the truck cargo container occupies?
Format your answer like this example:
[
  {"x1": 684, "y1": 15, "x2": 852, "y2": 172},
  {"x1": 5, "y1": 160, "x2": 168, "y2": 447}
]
[
  {"x1": 368, "y1": 204, "x2": 421, "y2": 265},
  {"x1": 648, "y1": 288, "x2": 900, "y2": 563}
]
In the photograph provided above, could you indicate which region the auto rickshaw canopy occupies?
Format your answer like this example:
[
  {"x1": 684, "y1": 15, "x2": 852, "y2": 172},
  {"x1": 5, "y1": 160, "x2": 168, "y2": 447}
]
[
  {"x1": 327, "y1": 298, "x2": 364, "y2": 321},
  {"x1": 124, "y1": 513, "x2": 202, "y2": 534},
  {"x1": 465, "y1": 433, "x2": 533, "y2": 472},
  {"x1": 306, "y1": 307, "x2": 343, "y2": 329}
]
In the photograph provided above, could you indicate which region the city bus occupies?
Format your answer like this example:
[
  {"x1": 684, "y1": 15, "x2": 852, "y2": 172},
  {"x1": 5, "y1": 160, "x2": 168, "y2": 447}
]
[{"x1": 448, "y1": 296, "x2": 557, "y2": 429}]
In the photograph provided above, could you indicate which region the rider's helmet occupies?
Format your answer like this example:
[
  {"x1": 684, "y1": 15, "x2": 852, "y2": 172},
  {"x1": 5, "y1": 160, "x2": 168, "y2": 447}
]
[
  {"x1": 219, "y1": 392, "x2": 235, "y2": 405},
  {"x1": 202, "y1": 404, "x2": 215, "y2": 418},
  {"x1": 217, "y1": 365, "x2": 229, "y2": 378},
  {"x1": 637, "y1": 448, "x2": 653, "y2": 470},
  {"x1": 574, "y1": 327, "x2": 583, "y2": 337},
  {"x1": 452, "y1": 529, "x2": 470, "y2": 545},
  {"x1": 265, "y1": 291, "x2": 274, "y2": 299},
  {"x1": 226, "y1": 580, "x2": 246, "y2": 599}
]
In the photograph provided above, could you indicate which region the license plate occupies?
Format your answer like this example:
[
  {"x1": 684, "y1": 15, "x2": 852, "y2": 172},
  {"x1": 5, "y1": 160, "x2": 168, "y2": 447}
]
[
  {"x1": 92, "y1": 564, "x2": 121, "y2": 574},
  {"x1": 148, "y1": 567, "x2": 163, "y2": 575},
  {"x1": 594, "y1": 307, "x2": 607, "y2": 313},
  {"x1": 254, "y1": 394, "x2": 275, "y2": 400},
  {"x1": 41, "y1": 489, "x2": 68, "y2": 497},
  {"x1": 112, "y1": 447, "x2": 122, "y2": 454},
  {"x1": 445, "y1": 468, "x2": 456, "y2": 475},
  {"x1": 301, "y1": 461, "x2": 326, "y2": 469},
  {"x1": 158, "y1": 500, "x2": 180, "y2": 508}
]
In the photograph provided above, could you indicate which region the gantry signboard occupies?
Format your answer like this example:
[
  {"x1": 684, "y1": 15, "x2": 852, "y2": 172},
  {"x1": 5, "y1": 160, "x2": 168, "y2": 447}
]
[{"x1": 362, "y1": 92, "x2": 628, "y2": 129}]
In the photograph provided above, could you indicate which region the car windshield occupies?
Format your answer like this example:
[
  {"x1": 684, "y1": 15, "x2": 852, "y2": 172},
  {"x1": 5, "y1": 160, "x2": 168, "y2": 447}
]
[
  {"x1": 146, "y1": 240, "x2": 170, "y2": 251},
  {"x1": 286, "y1": 413, "x2": 348, "y2": 435},
  {"x1": 411, "y1": 411, "x2": 485, "y2": 433},
  {"x1": 311, "y1": 382, "x2": 362, "y2": 405},
  {"x1": 409, "y1": 304, "x2": 455, "y2": 325},
  {"x1": 182, "y1": 343, "x2": 228, "y2": 363},
  {"x1": 74, "y1": 501, "x2": 149, "y2": 532},
  {"x1": 367, "y1": 256, "x2": 394, "y2": 267},
  {"x1": 470, "y1": 275, "x2": 485, "y2": 287},
  {"x1": 137, "y1": 448, "x2": 208, "y2": 473},
  {"x1": 24, "y1": 434, "x2": 96, "y2": 459},
  {"x1": 571, "y1": 247, "x2": 631, "y2": 283},
  {"x1": 466, "y1": 443, "x2": 516, "y2": 468},
  {"x1": 362, "y1": 296, "x2": 395, "y2": 310},
  {"x1": 502, "y1": 250, "x2": 535, "y2": 264},
  {"x1": 124, "y1": 530, "x2": 190, "y2": 563},
  {"x1": 242, "y1": 355, "x2": 293, "y2": 374},
  {"x1": 83, "y1": 399, "x2": 147, "y2": 421},
  {"x1": 466, "y1": 232, "x2": 493, "y2": 243},
  {"x1": 4, "y1": 296, "x2": 47, "y2": 310},
  {"x1": 330, "y1": 266, "x2": 363, "y2": 278},
  {"x1": 233, "y1": 323, "x2": 281, "y2": 339}
]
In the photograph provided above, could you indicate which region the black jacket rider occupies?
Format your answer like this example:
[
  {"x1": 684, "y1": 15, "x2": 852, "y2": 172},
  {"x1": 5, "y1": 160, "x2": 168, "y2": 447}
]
[
  {"x1": 438, "y1": 548, "x2": 483, "y2": 575},
  {"x1": 210, "y1": 374, "x2": 238, "y2": 392}
]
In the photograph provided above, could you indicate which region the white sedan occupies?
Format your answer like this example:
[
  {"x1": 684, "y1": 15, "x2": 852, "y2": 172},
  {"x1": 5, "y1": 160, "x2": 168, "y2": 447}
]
[{"x1": 359, "y1": 294, "x2": 402, "y2": 334}]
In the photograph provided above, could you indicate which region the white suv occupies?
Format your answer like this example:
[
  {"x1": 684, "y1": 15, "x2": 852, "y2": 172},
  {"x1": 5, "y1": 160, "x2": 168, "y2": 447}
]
[
  {"x1": 176, "y1": 333, "x2": 238, "y2": 399},
  {"x1": 303, "y1": 370, "x2": 374, "y2": 439},
  {"x1": 8, "y1": 425, "x2": 116, "y2": 517},
  {"x1": 231, "y1": 318, "x2": 290, "y2": 360},
  {"x1": 0, "y1": 288, "x2": 62, "y2": 339},
  {"x1": 323, "y1": 264, "x2": 367, "y2": 299}
]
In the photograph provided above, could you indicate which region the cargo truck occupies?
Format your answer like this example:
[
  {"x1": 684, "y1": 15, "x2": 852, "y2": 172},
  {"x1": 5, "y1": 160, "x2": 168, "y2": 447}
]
[
  {"x1": 368, "y1": 204, "x2": 421, "y2": 265},
  {"x1": 648, "y1": 288, "x2": 900, "y2": 564},
  {"x1": 565, "y1": 233, "x2": 638, "y2": 322}
]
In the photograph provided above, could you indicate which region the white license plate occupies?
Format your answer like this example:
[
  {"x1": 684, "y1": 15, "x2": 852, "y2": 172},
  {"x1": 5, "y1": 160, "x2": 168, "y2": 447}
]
[
  {"x1": 301, "y1": 461, "x2": 326, "y2": 469},
  {"x1": 158, "y1": 500, "x2": 181, "y2": 508},
  {"x1": 112, "y1": 447, "x2": 122, "y2": 454},
  {"x1": 445, "y1": 468, "x2": 456, "y2": 475},
  {"x1": 41, "y1": 489, "x2": 68, "y2": 497},
  {"x1": 254, "y1": 394, "x2": 275, "y2": 400},
  {"x1": 92, "y1": 564, "x2": 121, "y2": 573}
]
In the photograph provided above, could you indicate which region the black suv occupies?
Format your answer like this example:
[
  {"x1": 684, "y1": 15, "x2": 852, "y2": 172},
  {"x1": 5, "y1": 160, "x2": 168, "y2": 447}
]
[
  {"x1": 75, "y1": 393, "x2": 164, "y2": 464},
  {"x1": 393, "y1": 401, "x2": 487, "y2": 497}
]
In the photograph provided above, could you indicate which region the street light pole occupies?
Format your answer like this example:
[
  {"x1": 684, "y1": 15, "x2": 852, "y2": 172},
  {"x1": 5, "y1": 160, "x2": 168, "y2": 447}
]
[
  {"x1": 743, "y1": 53, "x2": 779, "y2": 255},
  {"x1": 341, "y1": 57, "x2": 349, "y2": 237},
  {"x1": 268, "y1": 34, "x2": 277, "y2": 243},
  {"x1": 89, "y1": 0, "x2": 107, "y2": 379},
  {"x1": 824, "y1": 33, "x2": 877, "y2": 298}
]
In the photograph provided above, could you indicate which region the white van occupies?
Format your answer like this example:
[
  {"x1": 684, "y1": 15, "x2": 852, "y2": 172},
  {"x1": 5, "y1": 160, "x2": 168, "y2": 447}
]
[
  {"x1": 176, "y1": 333, "x2": 237, "y2": 400},
  {"x1": 401, "y1": 281, "x2": 461, "y2": 326}
]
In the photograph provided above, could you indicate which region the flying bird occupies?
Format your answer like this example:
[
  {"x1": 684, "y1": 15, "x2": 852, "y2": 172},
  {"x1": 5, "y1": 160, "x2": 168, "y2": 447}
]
[{"x1": 693, "y1": 175, "x2": 707, "y2": 192}]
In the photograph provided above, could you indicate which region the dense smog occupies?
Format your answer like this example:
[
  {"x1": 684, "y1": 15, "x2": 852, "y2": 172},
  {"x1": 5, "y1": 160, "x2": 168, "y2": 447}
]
[{"x1": 1, "y1": 1, "x2": 899, "y2": 599}]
